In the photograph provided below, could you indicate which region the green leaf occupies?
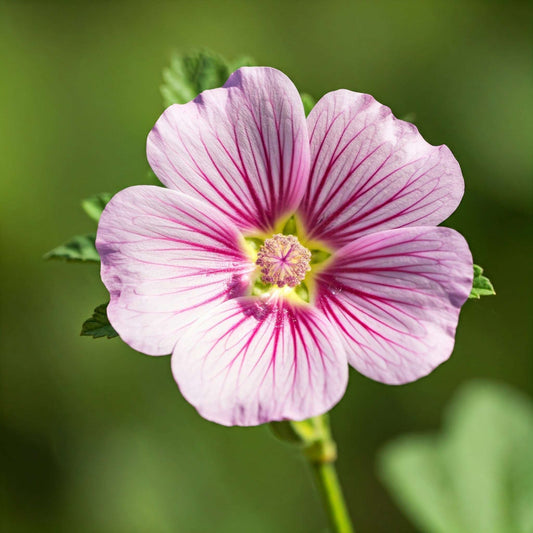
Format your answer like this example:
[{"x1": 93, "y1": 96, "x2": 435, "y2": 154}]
[
  {"x1": 469, "y1": 263, "x2": 496, "y2": 299},
  {"x1": 300, "y1": 92, "x2": 316, "y2": 116},
  {"x1": 161, "y1": 50, "x2": 255, "y2": 107},
  {"x1": 378, "y1": 381, "x2": 533, "y2": 533},
  {"x1": 81, "y1": 303, "x2": 118, "y2": 339},
  {"x1": 379, "y1": 436, "x2": 466, "y2": 532},
  {"x1": 160, "y1": 51, "x2": 317, "y2": 127},
  {"x1": 44, "y1": 234, "x2": 99, "y2": 262},
  {"x1": 81, "y1": 192, "x2": 113, "y2": 222}
]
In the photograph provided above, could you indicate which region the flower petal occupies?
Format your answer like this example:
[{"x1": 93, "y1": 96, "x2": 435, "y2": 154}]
[
  {"x1": 315, "y1": 227, "x2": 473, "y2": 384},
  {"x1": 147, "y1": 67, "x2": 310, "y2": 233},
  {"x1": 300, "y1": 90, "x2": 464, "y2": 248},
  {"x1": 96, "y1": 186, "x2": 254, "y2": 356},
  {"x1": 172, "y1": 297, "x2": 348, "y2": 426}
]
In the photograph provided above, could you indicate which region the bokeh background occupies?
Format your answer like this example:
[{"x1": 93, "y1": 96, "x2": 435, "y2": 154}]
[{"x1": 1, "y1": 1, "x2": 531, "y2": 531}]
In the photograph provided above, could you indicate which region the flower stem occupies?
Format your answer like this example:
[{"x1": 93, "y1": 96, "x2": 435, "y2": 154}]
[
  {"x1": 270, "y1": 414, "x2": 355, "y2": 532},
  {"x1": 308, "y1": 459, "x2": 354, "y2": 533},
  {"x1": 302, "y1": 415, "x2": 354, "y2": 533}
]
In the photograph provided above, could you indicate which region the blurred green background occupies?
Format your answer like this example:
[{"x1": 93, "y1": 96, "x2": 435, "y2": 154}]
[{"x1": 1, "y1": 1, "x2": 531, "y2": 531}]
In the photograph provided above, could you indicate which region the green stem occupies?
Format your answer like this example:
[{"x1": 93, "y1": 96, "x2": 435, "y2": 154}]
[
  {"x1": 309, "y1": 460, "x2": 354, "y2": 533},
  {"x1": 301, "y1": 415, "x2": 354, "y2": 533},
  {"x1": 270, "y1": 414, "x2": 355, "y2": 532}
]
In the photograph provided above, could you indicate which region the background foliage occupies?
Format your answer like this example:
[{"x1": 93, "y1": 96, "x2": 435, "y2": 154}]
[{"x1": 1, "y1": 1, "x2": 531, "y2": 531}]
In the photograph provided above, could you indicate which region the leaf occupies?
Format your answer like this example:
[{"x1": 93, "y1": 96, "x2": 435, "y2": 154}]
[
  {"x1": 378, "y1": 381, "x2": 533, "y2": 533},
  {"x1": 161, "y1": 50, "x2": 255, "y2": 107},
  {"x1": 160, "y1": 51, "x2": 317, "y2": 127},
  {"x1": 469, "y1": 263, "x2": 496, "y2": 299},
  {"x1": 81, "y1": 303, "x2": 118, "y2": 339},
  {"x1": 300, "y1": 92, "x2": 316, "y2": 116},
  {"x1": 81, "y1": 192, "x2": 113, "y2": 222},
  {"x1": 379, "y1": 436, "x2": 467, "y2": 532},
  {"x1": 44, "y1": 234, "x2": 99, "y2": 262}
]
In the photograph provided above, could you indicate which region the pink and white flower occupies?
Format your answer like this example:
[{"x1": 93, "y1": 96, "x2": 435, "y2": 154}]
[{"x1": 96, "y1": 67, "x2": 473, "y2": 426}]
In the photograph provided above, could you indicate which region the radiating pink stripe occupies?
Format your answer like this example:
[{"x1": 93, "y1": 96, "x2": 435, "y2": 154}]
[
  {"x1": 314, "y1": 226, "x2": 473, "y2": 384},
  {"x1": 171, "y1": 296, "x2": 348, "y2": 426},
  {"x1": 299, "y1": 90, "x2": 464, "y2": 248},
  {"x1": 147, "y1": 67, "x2": 310, "y2": 233}
]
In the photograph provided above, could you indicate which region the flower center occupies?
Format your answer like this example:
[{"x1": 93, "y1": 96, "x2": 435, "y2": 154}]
[{"x1": 255, "y1": 234, "x2": 311, "y2": 288}]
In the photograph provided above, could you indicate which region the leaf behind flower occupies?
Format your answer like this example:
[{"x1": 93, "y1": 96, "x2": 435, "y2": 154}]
[
  {"x1": 44, "y1": 234, "x2": 100, "y2": 262},
  {"x1": 469, "y1": 264, "x2": 496, "y2": 299},
  {"x1": 161, "y1": 50, "x2": 254, "y2": 107},
  {"x1": 81, "y1": 303, "x2": 118, "y2": 339},
  {"x1": 81, "y1": 192, "x2": 113, "y2": 222}
]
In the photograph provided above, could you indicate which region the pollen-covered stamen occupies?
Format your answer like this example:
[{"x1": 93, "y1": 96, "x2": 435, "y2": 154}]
[{"x1": 256, "y1": 234, "x2": 311, "y2": 288}]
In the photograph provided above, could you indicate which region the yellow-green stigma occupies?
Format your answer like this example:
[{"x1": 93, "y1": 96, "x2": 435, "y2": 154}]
[{"x1": 256, "y1": 234, "x2": 311, "y2": 288}]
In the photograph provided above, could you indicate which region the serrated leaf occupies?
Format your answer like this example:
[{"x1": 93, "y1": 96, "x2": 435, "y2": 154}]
[
  {"x1": 44, "y1": 234, "x2": 99, "y2": 262},
  {"x1": 81, "y1": 192, "x2": 113, "y2": 222},
  {"x1": 300, "y1": 92, "x2": 316, "y2": 116},
  {"x1": 161, "y1": 50, "x2": 256, "y2": 107},
  {"x1": 81, "y1": 303, "x2": 118, "y2": 339},
  {"x1": 378, "y1": 381, "x2": 533, "y2": 533},
  {"x1": 469, "y1": 263, "x2": 495, "y2": 299}
]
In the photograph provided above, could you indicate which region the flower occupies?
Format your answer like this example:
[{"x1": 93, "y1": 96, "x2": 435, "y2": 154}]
[{"x1": 96, "y1": 67, "x2": 473, "y2": 426}]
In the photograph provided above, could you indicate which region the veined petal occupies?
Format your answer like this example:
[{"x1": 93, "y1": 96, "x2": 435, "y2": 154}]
[
  {"x1": 316, "y1": 227, "x2": 473, "y2": 384},
  {"x1": 147, "y1": 67, "x2": 310, "y2": 233},
  {"x1": 96, "y1": 186, "x2": 254, "y2": 356},
  {"x1": 172, "y1": 297, "x2": 348, "y2": 426},
  {"x1": 300, "y1": 90, "x2": 464, "y2": 248}
]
